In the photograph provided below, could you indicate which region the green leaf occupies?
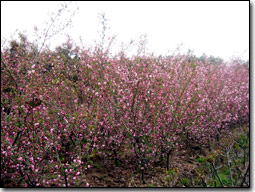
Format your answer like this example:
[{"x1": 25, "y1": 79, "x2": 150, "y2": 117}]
[
  {"x1": 115, "y1": 160, "x2": 121, "y2": 166},
  {"x1": 195, "y1": 157, "x2": 206, "y2": 163},
  {"x1": 167, "y1": 170, "x2": 173, "y2": 175},
  {"x1": 7, "y1": 116, "x2": 13, "y2": 122},
  {"x1": 15, "y1": 121, "x2": 22, "y2": 127}
]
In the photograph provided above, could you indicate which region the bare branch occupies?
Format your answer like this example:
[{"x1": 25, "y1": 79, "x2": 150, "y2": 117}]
[
  {"x1": 210, "y1": 161, "x2": 224, "y2": 187},
  {"x1": 240, "y1": 163, "x2": 249, "y2": 187}
]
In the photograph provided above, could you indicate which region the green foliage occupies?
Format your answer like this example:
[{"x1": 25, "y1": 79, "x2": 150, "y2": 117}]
[
  {"x1": 167, "y1": 170, "x2": 173, "y2": 175},
  {"x1": 147, "y1": 183, "x2": 156, "y2": 187},
  {"x1": 196, "y1": 157, "x2": 207, "y2": 163},
  {"x1": 212, "y1": 172, "x2": 231, "y2": 187},
  {"x1": 237, "y1": 133, "x2": 249, "y2": 148},
  {"x1": 181, "y1": 177, "x2": 189, "y2": 186},
  {"x1": 194, "y1": 178, "x2": 199, "y2": 185},
  {"x1": 94, "y1": 162, "x2": 104, "y2": 169},
  {"x1": 115, "y1": 160, "x2": 121, "y2": 166},
  {"x1": 165, "y1": 175, "x2": 170, "y2": 182}
]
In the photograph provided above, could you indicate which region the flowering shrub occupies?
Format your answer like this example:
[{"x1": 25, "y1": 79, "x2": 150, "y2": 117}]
[{"x1": 1, "y1": 37, "x2": 249, "y2": 186}]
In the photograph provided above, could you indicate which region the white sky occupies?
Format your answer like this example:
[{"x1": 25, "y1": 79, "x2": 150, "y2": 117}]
[{"x1": 1, "y1": 1, "x2": 249, "y2": 61}]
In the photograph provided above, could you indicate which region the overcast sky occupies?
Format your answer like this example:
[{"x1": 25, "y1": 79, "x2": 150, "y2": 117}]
[{"x1": 1, "y1": 1, "x2": 249, "y2": 61}]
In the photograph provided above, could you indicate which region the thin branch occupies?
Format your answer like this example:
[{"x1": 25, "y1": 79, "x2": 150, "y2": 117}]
[
  {"x1": 12, "y1": 131, "x2": 22, "y2": 146},
  {"x1": 38, "y1": 12, "x2": 60, "y2": 55},
  {"x1": 64, "y1": 171, "x2": 68, "y2": 187},
  {"x1": 200, "y1": 176, "x2": 208, "y2": 187},
  {"x1": 54, "y1": 145, "x2": 69, "y2": 187},
  {"x1": 226, "y1": 151, "x2": 234, "y2": 186},
  {"x1": 25, "y1": 172, "x2": 36, "y2": 187},
  {"x1": 240, "y1": 163, "x2": 249, "y2": 187},
  {"x1": 210, "y1": 161, "x2": 224, "y2": 187}
]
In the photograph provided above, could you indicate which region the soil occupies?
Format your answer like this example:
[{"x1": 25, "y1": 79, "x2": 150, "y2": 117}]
[{"x1": 79, "y1": 123, "x2": 249, "y2": 187}]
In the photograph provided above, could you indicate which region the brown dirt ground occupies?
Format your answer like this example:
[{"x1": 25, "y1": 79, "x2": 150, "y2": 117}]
[{"x1": 80, "y1": 123, "x2": 249, "y2": 187}]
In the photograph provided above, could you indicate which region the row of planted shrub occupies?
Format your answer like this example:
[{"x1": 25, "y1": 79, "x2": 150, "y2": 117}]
[{"x1": 1, "y1": 41, "x2": 249, "y2": 186}]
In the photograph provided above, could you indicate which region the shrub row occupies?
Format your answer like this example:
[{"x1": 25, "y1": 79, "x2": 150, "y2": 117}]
[{"x1": 1, "y1": 39, "x2": 249, "y2": 186}]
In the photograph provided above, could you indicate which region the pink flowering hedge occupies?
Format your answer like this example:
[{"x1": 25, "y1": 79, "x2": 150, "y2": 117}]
[{"x1": 1, "y1": 40, "x2": 249, "y2": 186}]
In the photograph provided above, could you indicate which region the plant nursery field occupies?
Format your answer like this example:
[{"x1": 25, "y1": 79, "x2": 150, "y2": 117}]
[{"x1": 1, "y1": 37, "x2": 249, "y2": 187}]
